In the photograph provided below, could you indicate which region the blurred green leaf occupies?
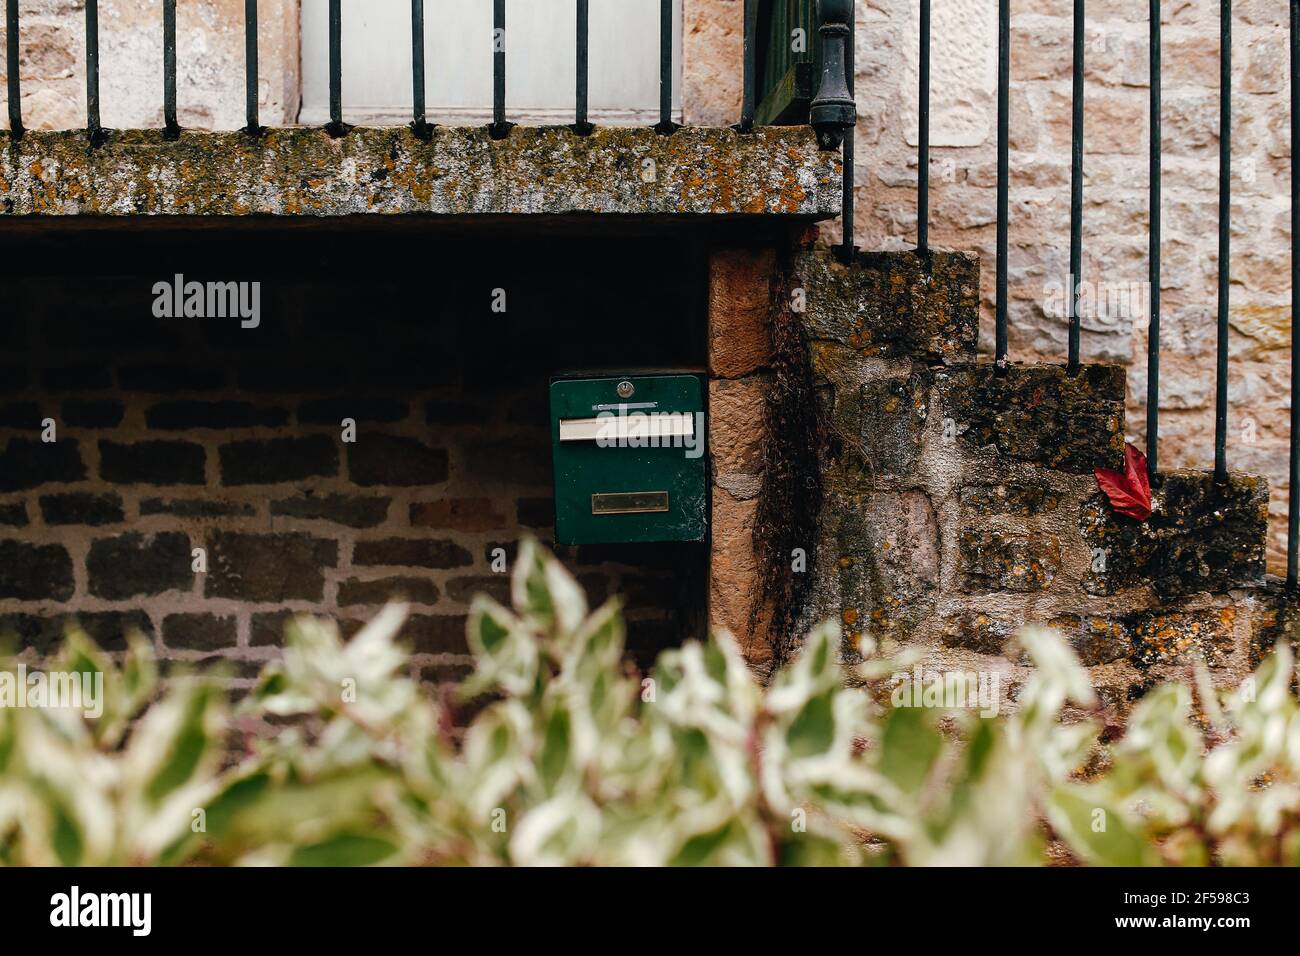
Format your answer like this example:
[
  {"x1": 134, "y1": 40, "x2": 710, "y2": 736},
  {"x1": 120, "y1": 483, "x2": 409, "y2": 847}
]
[
  {"x1": 1047, "y1": 786, "x2": 1155, "y2": 867},
  {"x1": 288, "y1": 833, "x2": 400, "y2": 867},
  {"x1": 879, "y1": 705, "x2": 942, "y2": 796},
  {"x1": 3, "y1": 534, "x2": 1298, "y2": 868}
]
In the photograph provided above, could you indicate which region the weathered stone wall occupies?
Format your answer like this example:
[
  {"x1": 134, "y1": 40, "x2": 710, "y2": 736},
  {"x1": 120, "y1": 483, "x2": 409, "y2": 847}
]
[
  {"x1": 794, "y1": 246, "x2": 1282, "y2": 723},
  {"x1": 681, "y1": 0, "x2": 1296, "y2": 573},
  {"x1": 0, "y1": 232, "x2": 707, "y2": 682},
  {"x1": 0, "y1": 126, "x2": 841, "y2": 219},
  {"x1": 683, "y1": 0, "x2": 744, "y2": 128},
  {"x1": 3, "y1": 0, "x2": 1295, "y2": 691}
]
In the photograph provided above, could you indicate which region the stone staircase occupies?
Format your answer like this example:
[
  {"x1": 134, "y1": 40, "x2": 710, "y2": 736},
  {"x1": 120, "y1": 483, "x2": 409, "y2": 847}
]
[{"x1": 784, "y1": 245, "x2": 1285, "y2": 722}]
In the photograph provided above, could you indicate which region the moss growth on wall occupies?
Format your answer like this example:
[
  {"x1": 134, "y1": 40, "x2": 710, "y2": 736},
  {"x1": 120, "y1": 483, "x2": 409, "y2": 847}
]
[{"x1": 1, "y1": 126, "x2": 840, "y2": 219}]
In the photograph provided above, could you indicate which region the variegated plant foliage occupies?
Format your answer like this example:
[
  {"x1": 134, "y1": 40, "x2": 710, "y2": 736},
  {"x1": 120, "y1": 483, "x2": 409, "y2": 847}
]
[{"x1": 1, "y1": 538, "x2": 1298, "y2": 865}]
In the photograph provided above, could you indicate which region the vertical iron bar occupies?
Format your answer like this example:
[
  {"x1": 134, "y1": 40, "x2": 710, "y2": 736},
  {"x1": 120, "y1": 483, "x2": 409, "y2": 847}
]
[
  {"x1": 1214, "y1": 0, "x2": 1231, "y2": 484},
  {"x1": 5, "y1": 0, "x2": 21, "y2": 137},
  {"x1": 657, "y1": 0, "x2": 674, "y2": 131},
  {"x1": 245, "y1": 0, "x2": 259, "y2": 133},
  {"x1": 740, "y1": 0, "x2": 755, "y2": 130},
  {"x1": 575, "y1": 0, "x2": 589, "y2": 132},
  {"x1": 1148, "y1": 0, "x2": 1161, "y2": 476},
  {"x1": 163, "y1": 0, "x2": 178, "y2": 137},
  {"x1": 327, "y1": 0, "x2": 343, "y2": 133},
  {"x1": 838, "y1": 0, "x2": 856, "y2": 262},
  {"x1": 1068, "y1": 0, "x2": 1084, "y2": 374},
  {"x1": 411, "y1": 0, "x2": 428, "y2": 135},
  {"x1": 491, "y1": 0, "x2": 509, "y2": 136},
  {"x1": 918, "y1": 0, "x2": 930, "y2": 252},
  {"x1": 1154, "y1": 0, "x2": 1164, "y2": 476},
  {"x1": 86, "y1": 0, "x2": 100, "y2": 140},
  {"x1": 996, "y1": 0, "x2": 1009, "y2": 370},
  {"x1": 494, "y1": 0, "x2": 504, "y2": 126},
  {"x1": 1289, "y1": 0, "x2": 1298, "y2": 586}
]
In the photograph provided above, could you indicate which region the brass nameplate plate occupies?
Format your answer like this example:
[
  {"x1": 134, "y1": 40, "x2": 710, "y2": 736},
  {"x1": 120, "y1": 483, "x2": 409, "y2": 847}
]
[{"x1": 592, "y1": 491, "x2": 670, "y2": 515}]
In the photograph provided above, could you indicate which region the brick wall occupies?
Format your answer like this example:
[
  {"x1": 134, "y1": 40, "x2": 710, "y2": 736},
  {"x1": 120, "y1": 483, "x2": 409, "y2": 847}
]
[{"x1": 0, "y1": 227, "x2": 709, "y2": 684}]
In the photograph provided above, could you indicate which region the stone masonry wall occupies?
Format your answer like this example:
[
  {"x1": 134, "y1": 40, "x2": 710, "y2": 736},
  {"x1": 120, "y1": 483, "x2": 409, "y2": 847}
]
[
  {"x1": 796, "y1": 246, "x2": 1287, "y2": 725},
  {"x1": 684, "y1": 0, "x2": 1296, "y2": 573},
  {"x1": 0, "y1": 356, "x2": 694, "y2": 688},
  {"x1": 5, "y1": 1, "x2": 1295, "y2": 695}
]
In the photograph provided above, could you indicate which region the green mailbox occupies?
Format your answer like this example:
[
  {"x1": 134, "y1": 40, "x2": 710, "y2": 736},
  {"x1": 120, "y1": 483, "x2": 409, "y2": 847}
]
[{"x1": 549, "y1": 372, "x2": 707, "y2": 545}]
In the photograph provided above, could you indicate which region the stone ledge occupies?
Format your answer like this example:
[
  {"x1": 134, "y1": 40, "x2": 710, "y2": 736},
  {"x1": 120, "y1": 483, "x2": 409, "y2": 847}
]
[
  {"x1": 0, "y1": 126, "x2": 841, "y2": 219},
  {"x1": 940, "y1": 606, "x2": 1239, "y2": 670}
]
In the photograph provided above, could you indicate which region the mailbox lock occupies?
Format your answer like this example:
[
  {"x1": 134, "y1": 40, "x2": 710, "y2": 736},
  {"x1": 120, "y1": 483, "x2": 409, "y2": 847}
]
[{"x1": 616, "y1": 380, "x2": 635, "y2": 399}]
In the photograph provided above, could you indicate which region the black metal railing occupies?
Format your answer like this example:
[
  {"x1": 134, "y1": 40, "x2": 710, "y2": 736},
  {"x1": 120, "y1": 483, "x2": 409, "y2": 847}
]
[
  {"x1": 809, "y1": 0, "x2": 856, "y2": 262},
  {"x1": 327, "y1": 0, "x2": 345, "y2": 136},
  {"x1": 996, "y1": 0, "x2": 1009, "y2": 370},
  {"x1": 163, "y1": 0, "x2": 178, "y2": 139},
  {"x1": 490, "y1": 0, "x2": 507, "y2": 138},
  {"x1": 85, "y1": 0, "x2": 101, "y2": 145},
  {"x1": 804, "y1": 1, "x2": 1298, "y2": 581},
  {"x1": 245, "y1": 0, "x2": 260, "y2": 135},
  {"x1": 4, "y1": 0, "x2": 19, "y2": 137},
  {"x1": 917, "y1": 0, "x2": 929, "y2": 254},
  {"x1": 1215, "y1": 0, "x2": 1233, "y2": 487},
  {"x1": 0, "y1": 1, "x2": 688, "y2": 138},
  {"x1": 0, "y1": 2, "x2": 847, "y2": 140},
  {"x1": 1148, "y1": 0, "x2": 1161, "y2": 476},
  {"x1": 575, "y1": 0, "x2": 591, "y2": 134},
  {"x1": 1068, "y1": 0, "x2": 1084, "y2": 376}
]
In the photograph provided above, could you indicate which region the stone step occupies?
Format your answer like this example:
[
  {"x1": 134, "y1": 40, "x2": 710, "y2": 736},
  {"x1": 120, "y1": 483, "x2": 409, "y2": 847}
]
[
  {"x1": 1081, "y1": 469, "x2": 1270, "y2": 601},
  {"x1": 796, "y1": 248, "x2": 980, "y2": 364},
  {"x1": 937, "y1": 362, "x2": 1128, "y2": 474},
  {"x1": 791, "y1": 242, "x2": 1275, "y2": 709},
  {"x1": 939, "y1": 364, "x2": 1269, "y2": 595}
]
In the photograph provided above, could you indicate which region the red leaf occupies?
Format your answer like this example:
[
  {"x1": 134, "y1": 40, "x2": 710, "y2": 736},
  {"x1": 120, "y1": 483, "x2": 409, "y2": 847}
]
[{"x1": 1094, "y1": 444, "x2": 1152, "y2": 522}]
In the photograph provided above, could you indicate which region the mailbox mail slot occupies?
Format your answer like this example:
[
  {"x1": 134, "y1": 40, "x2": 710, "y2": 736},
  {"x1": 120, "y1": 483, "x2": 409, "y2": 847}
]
[{"x1": 550, "y1": 373, "x2": 707, "y2": 545}]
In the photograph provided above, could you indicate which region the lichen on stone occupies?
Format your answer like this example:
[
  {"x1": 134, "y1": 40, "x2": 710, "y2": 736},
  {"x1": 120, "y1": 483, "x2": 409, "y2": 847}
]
[
  {"x1": 0, "y1": 126, "x2": 841, "y2": 219},
  {"x1": 1082, "y1": 469, "x2": 1269, "y2": 600},
  {"x1": 938, "y1": 363, "x2": 1127, "y2": 474}
]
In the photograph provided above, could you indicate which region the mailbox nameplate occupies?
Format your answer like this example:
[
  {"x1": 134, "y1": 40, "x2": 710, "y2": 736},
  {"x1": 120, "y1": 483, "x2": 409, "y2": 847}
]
[{"x1": 592, "y1": 491, "x2": 670, "y2": 515}]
